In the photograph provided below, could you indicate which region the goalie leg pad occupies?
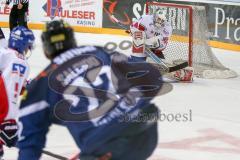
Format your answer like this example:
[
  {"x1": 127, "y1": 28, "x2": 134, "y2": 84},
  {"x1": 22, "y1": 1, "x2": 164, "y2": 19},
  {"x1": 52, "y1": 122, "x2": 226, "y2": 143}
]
[
  {"x1": 173, "y1": 67, "x2": 194, "y2": 82},
  {"x1": 132, "y1": 31, "x2": 146, "y2": 57}
]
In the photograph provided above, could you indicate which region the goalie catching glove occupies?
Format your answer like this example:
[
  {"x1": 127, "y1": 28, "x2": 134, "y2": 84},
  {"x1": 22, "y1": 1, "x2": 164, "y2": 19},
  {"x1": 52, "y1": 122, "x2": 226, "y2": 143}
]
[{"x1": 0, "y1": 119, "x2": 18, "y2": 147}]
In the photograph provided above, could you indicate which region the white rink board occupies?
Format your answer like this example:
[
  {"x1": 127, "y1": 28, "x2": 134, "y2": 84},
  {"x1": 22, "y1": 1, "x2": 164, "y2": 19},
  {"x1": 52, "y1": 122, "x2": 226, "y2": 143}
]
[{"x1": 2, "y1": 28, "x2": 240, "y2": 160}]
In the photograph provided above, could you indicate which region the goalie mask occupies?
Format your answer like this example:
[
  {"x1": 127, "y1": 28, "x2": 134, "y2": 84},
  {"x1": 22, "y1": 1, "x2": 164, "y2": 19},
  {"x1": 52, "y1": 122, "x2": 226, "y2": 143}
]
[
  {"x1": 41, "y1": 20, "x2": 77, "y2": 60},
  {"x1": 153, "y1": 13, "x2": 167, "y2": 28}
]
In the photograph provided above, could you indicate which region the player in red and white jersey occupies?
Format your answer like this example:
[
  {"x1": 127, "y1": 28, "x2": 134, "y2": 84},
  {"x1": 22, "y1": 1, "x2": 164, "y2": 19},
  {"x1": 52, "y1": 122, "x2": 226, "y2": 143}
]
[
  {"x1": 0, "y1": 26, "x2": 35, "y2": 158},
  {"x1": 130, "y1": 13, "x2": 172, "y2": 59},
  {"x1": 129, "y1": 13, "x2": 193, "y2": 82}
]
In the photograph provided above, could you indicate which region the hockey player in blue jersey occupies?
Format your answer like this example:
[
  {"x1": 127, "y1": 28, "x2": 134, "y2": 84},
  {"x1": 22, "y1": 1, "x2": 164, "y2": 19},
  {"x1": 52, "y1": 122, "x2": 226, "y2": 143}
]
[{"x1": 17, "y1": 20, "x2": 168, "y2": 160}]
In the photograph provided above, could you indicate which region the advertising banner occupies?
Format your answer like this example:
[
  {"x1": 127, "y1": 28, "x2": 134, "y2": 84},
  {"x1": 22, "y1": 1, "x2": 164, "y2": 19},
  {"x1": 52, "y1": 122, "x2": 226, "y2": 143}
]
[
  {"x1": 102, "y1": 0, "x2": 154, "y2": 29},
  {"x1": 31, "y1": 0, "x2": 103, "y2": 27},
  {"x1": 0, "y1": 1, "x2": 11, "y2": 23},
  {"x1": 155, "y1": 0, "x2": 240, "y2": 46},
  {"x1": 0, "y1": 0, "x2": 103, "y2": 28},
  {"x1": 102, "y1": 0, "x2": 239, "y2": 47}
]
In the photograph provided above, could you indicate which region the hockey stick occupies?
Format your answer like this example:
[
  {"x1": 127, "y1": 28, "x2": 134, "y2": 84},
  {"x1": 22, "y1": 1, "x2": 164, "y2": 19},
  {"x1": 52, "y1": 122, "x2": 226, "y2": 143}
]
[
  {"x1": 12, "y1": 147, "x2": 73, "y2": 160},
  {"x1": 110, "y1": 14, "x2": 189, "y2": 73},
  {"x1": 145, "y1": 47, "x2": 188, "y2": 73},
  {"x1": 42, "y1": 150, "x2": 68, "y2": 160},
  {"x1": 110, "y1": 15, "x2": 129, "y2": 31},
  {"x1": 42, "y1": 150, "x2": 80, "y2": 160}
]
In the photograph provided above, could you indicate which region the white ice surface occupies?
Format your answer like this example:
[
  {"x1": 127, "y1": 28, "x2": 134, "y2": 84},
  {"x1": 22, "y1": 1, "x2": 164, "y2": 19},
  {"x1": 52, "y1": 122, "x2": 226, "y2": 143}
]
[{"x1": 2, "y1": 29, "x2": 240, "y2": 160}]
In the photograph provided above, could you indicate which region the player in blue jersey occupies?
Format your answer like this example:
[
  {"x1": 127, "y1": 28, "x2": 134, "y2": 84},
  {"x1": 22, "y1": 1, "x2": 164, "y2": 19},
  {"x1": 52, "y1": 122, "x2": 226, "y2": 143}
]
[{"x1": 17, "y1": 20, "x2": 168, "y2": 160}]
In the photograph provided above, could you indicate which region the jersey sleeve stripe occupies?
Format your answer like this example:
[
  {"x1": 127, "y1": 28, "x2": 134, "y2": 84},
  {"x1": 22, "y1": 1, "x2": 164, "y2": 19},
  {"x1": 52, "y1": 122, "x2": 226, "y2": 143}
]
[{"x1": 18, "y1": 100, "x2": 49, "y2": 118}]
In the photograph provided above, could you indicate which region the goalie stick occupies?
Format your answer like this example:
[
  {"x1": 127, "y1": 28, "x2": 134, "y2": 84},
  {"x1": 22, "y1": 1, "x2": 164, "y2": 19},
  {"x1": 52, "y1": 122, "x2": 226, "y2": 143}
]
[
  {"x1": 144, "y1": 47, "x2": 188, "y2": 73},
  {"x1": 110, "y1": 14, "x2": 189, "y2": 73}
]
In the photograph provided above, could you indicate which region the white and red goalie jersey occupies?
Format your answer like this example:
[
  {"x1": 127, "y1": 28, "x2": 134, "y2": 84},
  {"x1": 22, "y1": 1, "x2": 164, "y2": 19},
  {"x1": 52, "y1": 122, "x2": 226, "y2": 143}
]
[
  {"x1": 130, "y1": 14, "x2": 172, "y2": 58},
  {"x1": 0, "y1": 48, "x2": 29, "y2": 123},
  {"x1": 130, "y1": 15, "x2": 193, "y2": 82}
]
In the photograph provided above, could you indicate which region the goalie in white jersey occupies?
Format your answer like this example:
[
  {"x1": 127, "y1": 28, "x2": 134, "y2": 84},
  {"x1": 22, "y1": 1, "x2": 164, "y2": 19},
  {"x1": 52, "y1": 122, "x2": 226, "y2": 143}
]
[
  {"x1": 0, "y1": 26, "x2": 35, "y2": 158},
  {"x1": 130, "y1": 13, "x2": 193, "y2": 82}
]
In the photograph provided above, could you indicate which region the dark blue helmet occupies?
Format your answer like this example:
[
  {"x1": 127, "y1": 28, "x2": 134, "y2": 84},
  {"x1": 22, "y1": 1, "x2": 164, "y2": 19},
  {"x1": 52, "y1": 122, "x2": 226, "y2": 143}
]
[
  {"x1": 41, "y1": 20, "x2": 76, "y2": 59},
  {"x1": 8, "y1": 26, "x2": 35, "y2": 54}
]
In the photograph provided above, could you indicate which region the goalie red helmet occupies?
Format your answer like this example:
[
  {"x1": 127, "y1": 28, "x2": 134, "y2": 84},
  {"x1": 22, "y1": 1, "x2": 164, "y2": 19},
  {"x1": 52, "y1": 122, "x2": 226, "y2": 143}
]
[{"x1": 41, "y1": 19, "x2": 77, "y2": 59}]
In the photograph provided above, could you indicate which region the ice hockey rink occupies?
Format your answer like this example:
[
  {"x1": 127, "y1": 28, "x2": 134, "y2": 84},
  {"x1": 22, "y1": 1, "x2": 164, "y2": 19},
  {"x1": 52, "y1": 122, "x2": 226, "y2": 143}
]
[{"x1": 2, "y1": 28, "x2": 240, "y2": 160}]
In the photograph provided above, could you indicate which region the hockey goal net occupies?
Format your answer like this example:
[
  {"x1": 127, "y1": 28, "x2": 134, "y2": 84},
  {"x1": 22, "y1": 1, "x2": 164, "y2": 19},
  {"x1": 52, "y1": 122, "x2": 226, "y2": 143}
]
[{"x1": 146, "y1": 2, "x2": 237, "y2": 79}]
